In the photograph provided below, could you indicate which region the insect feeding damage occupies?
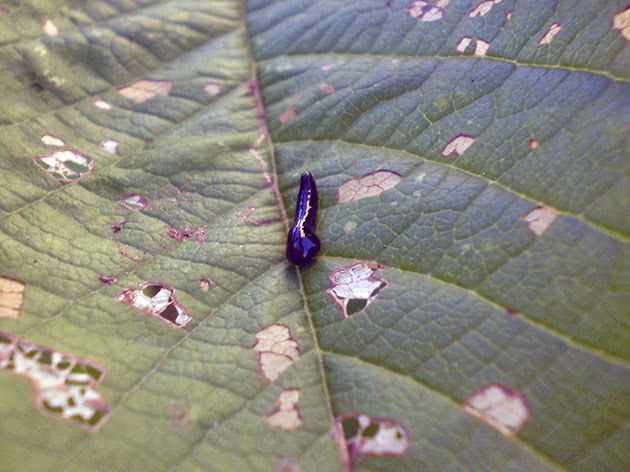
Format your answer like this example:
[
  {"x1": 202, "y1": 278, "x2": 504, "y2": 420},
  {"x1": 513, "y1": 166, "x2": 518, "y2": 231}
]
[
  {"x1": 267, "y1": 388, "x2": 303, "y2": 431},
  {"x1": 116, "y1": 282, "x2": 192, "y2": 328},
  {"x1": 464, "y1": 383, "x2": 530, "y2": 436},
  {"x1": 0, "y1": 332, "x2": 110, "y2": 430},
  {"x1": 253, "y1": 324, "x2": 299, "y2": 383},
  {"x1": 0, "y1": 276, "x2": 25, "y2": 319},
  {"x1": 327, "y1": 262, "x2": 388, "y2": 318},
  {"x1": 335, "y1": 414, "x2": 409, "y2": 467}
]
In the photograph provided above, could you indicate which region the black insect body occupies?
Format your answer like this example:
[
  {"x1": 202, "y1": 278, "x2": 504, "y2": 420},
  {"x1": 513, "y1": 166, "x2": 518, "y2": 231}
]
[{"x1": 287, "y1": 172, "x2": 320, "y2": 266}]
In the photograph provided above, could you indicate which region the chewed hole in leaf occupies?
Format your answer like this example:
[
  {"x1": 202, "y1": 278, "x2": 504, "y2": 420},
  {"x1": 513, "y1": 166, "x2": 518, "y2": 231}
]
[
  {"x1": 464, "y1": 383, "x2": 530, "y2": 437},
  {"x1": 538, "y1": 22, "x2": 562, "y2": 45},
  {"x1": 441, "y1": 134, "x2": 476, "y2": 157},
  {"x1": 327, "y1": 262, "x2": 388, "y2": 318},
  {"x1": 40, "y1": 134, "x2": 65, "y2": 146},
  {"x1": 338, "y1": 170, "x2": 402, "y2": 204},
  {"x1": 335, "y1": 414, "x2": 409, "y2": 466},
  {"x1": 0, "y1": 331, "x2": 110, "y2": 430},
  {"x1": 33, "y1": 149, "x2": 94, "y2": 182},
  {"x1": 0, "y1": 276, "x2": 25, "y2": 319},
  {"x1": 116, "y1": 282, "x2": 192, "y2": 328}
]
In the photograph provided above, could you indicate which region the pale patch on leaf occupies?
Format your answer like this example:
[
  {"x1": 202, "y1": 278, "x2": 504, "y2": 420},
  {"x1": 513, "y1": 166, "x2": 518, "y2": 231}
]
[
  {"x1": 327, "y1": 262, "x2": 388, "y2": 318},
  {"x1": 464, "y1": 383, "x2": 530, "y2": 437},
  {"x1": 120, "y1": 193, "x2": 147, "y2": 211},
  {"x1": 118, "y1": 79, "x2": 173, "y2": 103},
  {"x1": 319, "y1": 83, "x2": 335, "y2": 94},
  {"x1": 116, "y1": 282, "x2": 192, "y2": 328},
  {"x1": 0, "y1": 277, "x2": 25, "y2": 319},
  {"x1": 0, "y1": 332, "x2": 110, "y2": 430},
  {"x1": 442, "y1": 135, "x2": 476, "y2": 157},
  {"x1": 613, "y1": 7, "x2": 630, "y2": 40},
  {"x1": 277, "y1": 457, "x2": 300, "y2": 472},
  {"x1": 468, "y1": 0, "x2": 501, "y2": 17},
  {"x1": 407, "y1": 0, "x2": 450, "y2": 22},
  {"x1": 338, "y1": 170, "x2": 402, "y2": 204},
  {"x1": 456, "y1": 36, "x2": 472, "y2": 53},
  {"x1": 198, "y1": 279, "x2": 212, "y2": 292},
  {"x1": 99, "y1": 139, "x2": 119, "y2": 154},
  {"x1": 335, "y1": 414, "x2": 409, "y2": 467},
  {"x1": 253, "y1": 324, "x2": 299, "y2": 383},
  {"x1": 92, "y1": 98, "x2": 112, "y2": 110},
  {"x1": 538, "y1": 22, "x2": 562, "y2": 46},
  {"x1": 522, "y1": 206, "x2": 557, "y2": 236},
  {"x1": 344, "y1": 221, "x2": 357, "y2": 234},
  {"x1": 40, "y1": 134, "x2": 65, "y2": 146},
  {"x1": 204, "y1": 82, "x2": 222, "y2": 96},
  {"x1": 280, "y1": 106, "x2": 297, "y2": 124},
  {"x1": 33, "y1": 149, "x2": 94, "y2": 182},
  {"x1": 474, "y1": 39, "x2": 490, "y2": 56},
  {"x1": 43, "y1": 19, "x2": 58, "y2": 36},
  {"x1": 267, "y1": 388, "x2": 303, "y2": 431},
  {"x1": 321, "y1": 64, "x2": 335, "y2": 71}
]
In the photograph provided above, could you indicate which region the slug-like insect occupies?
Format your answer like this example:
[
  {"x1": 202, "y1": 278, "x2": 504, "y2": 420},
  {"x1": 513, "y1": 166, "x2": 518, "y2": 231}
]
[{"x1": 287, "y1": 172, "x2": 320, "y2": 266}]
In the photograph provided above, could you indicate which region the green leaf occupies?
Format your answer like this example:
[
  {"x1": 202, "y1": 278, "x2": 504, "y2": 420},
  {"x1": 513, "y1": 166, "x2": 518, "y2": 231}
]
[{"x1": 1, "y1": 1, "x2": 628, "y2": 471}]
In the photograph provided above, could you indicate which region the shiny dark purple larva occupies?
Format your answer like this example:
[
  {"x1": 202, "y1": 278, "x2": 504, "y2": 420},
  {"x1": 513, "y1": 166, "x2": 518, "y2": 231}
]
[{"x1": 286, "y1": 172, "x2": 320, "y2": 266}]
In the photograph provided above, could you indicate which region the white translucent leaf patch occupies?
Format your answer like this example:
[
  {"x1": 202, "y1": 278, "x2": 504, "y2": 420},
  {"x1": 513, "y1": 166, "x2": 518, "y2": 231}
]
[
  {"x1": 116, "y1": 282, "x2": 192, "y2": 328},
  {"x1": 253, "y1": 324, "x2": 299, "y2": 383},
  {"x1": 327, "y1": 262, "x2": 388, "y2": 318},
  {"x1": 0, "y1": 332, "x2": 109, "y2": 430},
  {"x1": 335, "y1": 414, "x2": 409, "y2": 467},
  {"x1": 464, "y1": 383, "x2": 530, "y2": 436},
  {"x1": 0, "y1": 276, "x2": 25, "y2": 319},
  {"x1": 33, "y1": 149, "x2": 94, "y2": 182},
  {"x1": 267, "y1": 388, "x2": 303, "y2": 431}
]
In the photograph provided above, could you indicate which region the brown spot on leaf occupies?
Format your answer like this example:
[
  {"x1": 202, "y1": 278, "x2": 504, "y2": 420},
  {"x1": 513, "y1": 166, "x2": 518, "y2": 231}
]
[
  {"x1": 327, "y1": 262, "x2": 388, "y2": 318},
  {"x1": 442, "y1": 134, "x2": 476, "y2": 157},
  {"x1": 522, "y1": 206, "x2": 557, "y2": 236},
  {"x1": 97, "y1": 275, "x2": 116, "y2": 285},
  {"x1": 0, "y1": 332, "x2": 110, "y2": 430},
  {"x1": 267, "y1": 388, "x2": 303, "y2": 431},
  {"x1": 613, "y1": 7, "x2": 630, "y2": 40},
  {"x1": 464, "y1": 383, "x2": 530, "y2": 436},
  {"x1": 33, "y1": 149, "x2": 94, "y2": 182},
  {"x1": 116, "y1": 282, "x2": 192, "y2": 328},
  {"x1": 334, "y1": 414, "x2": 409, "y2": 467},
  {"x1": 0, "y1": 277, "x2": 25, "y2": 319},
  {"x1": 538, "y1": 22, "x2": 562, "y2": 45},
  {"x1": 338, "y1": 170, "x2": 402, "y2": 204},
  {"x1": 279, "y1": 106, "x2": 297, "y2": 124},
  {"x1": 167, "y1": 226, "x2": 207, "y2": 243},
  {"x1": 319, "y1": 83, "x2": 335, "y2": 94},
  {"x1": 253, "y1": 324, "x2": 299, "y2": 382},
  {"x1": 118, "y1": 79, "x2": 173, "y2": 103}
]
